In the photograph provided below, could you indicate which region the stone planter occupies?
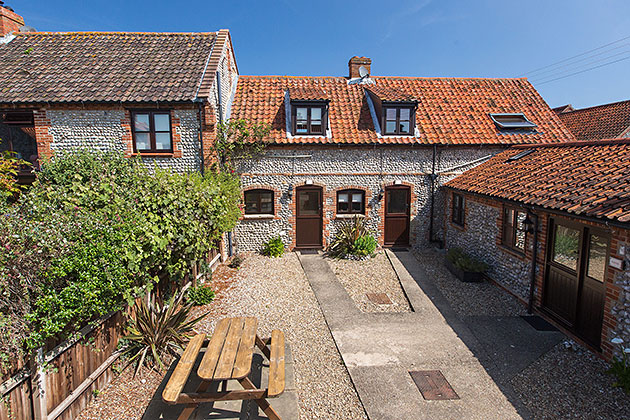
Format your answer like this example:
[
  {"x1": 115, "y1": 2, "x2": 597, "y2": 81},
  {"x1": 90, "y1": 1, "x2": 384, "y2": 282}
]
[{"x1": 445, "y1": 257, "x2": 485, "y2": 283}]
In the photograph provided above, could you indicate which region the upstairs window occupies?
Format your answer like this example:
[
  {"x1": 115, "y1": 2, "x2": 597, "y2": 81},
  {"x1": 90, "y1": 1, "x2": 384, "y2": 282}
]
[
  {"x1": 244, "y1": 189, "x2": 274, "y2": 215},
  {"x1": 502, "y1": 207, "x2": 527, "y2": 252},
  {"x1": 292, "y1": 103, "x2": 327, "y2": 135},
  {"x1": 490, "y1": 113, "x2": 537, "y2": 130},
  {"x1": 452, "y1": 193, "x2": 465, "y2": 226},
  {"x1": 131, "y1": 110, "x2": 172, "y2": 153},
  {"x1": 383, "y1": 106, "x2": 414, "y2": 135},
  {"x1": 337, "y1": 189, "x2": 365, "y2": 214}
]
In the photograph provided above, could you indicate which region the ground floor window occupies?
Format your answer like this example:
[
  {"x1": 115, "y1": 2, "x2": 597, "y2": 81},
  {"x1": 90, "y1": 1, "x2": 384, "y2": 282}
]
[
  {"x1": 244, "y1": 189, "x2": 274, "y2": 215},
  {"x1": 452, "y1": 193, "x2": 465, "y2": 226},
  {"x1": 337, "y1": 189, "x2": 365, "y2": 214},
  {"x1": 502, "y1": 206, "x2": 526, "y2": 252}
]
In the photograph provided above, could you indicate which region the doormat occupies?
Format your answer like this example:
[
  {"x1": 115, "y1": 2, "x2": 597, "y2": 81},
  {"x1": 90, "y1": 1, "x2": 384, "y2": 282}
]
[
  {"x1": 520, "y1": 315, "x2": 558, "y2": 332},
  {"x1": 366, "y1": 293, "x2": 392, "y2": 305},
  {"x1": 299, "y1": 249, "x2": 319, "y2": 255},
  {"x1": 409, "y1": 370, "x2": 459, "y2": 400},
  {"x1": 390, "y1": 247, "x2": 409, "y2": 252}
]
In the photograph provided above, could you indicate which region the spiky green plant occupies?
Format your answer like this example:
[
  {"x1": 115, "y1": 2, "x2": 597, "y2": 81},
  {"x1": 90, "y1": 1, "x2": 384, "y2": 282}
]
[
  {"x1": 122, "y1": 286, "x2": 208, "y2": 376},
  {"x1": 327, "y1": 216, "x2": 377, "y2": 258}
]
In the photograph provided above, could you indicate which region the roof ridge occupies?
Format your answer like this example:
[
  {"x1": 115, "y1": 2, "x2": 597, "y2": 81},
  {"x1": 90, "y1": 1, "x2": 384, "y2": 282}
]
[
  {"x1": 514, "y1": 138, "x2": 630, "y2": 149},
  {"x1": 14, "y1": 31, "x2": 217, "y2": 36},
  {"x1": 563, "y1": 99, "x2": 630, "y2": 114},
  {"x1": 238, "y1": 75, "x2": 529, "y2": 81}
]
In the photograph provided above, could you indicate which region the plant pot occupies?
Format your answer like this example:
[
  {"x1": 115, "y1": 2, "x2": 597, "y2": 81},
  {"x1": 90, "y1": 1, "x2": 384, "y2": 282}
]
[{"x1": 445, "y1": 257, "x2": 484, "y2": 283}]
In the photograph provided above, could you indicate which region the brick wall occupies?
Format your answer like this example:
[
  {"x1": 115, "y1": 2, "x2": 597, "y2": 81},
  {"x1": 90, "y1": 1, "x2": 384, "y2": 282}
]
[
  {"x1": 232, "y1": 145, "x2": 504, "y2": 252},
  {"x1": 443, "y1": 190, "x2": 630, "y2": 361},
  {"x1": 0, "y1": 6, "x2": 24, "y2": 36}
]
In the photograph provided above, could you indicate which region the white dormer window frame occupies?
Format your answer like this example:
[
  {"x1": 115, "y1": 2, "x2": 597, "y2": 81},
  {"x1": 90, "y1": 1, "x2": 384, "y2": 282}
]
[{"x1": 490, "y1": 113, "x2": 537, "y2": 130}]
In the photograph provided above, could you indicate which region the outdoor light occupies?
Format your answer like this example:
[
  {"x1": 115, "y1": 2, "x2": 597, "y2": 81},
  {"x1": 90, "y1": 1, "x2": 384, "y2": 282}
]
[
  {"x1": 287, "y1": 184, "x2": 293, "y2": 199},
  {"x1": 523, "y1": 213, "x2": 535, "y2": 234},
  {"x1": 377, "y1": 187, "x2": 384, "y2": 201}
]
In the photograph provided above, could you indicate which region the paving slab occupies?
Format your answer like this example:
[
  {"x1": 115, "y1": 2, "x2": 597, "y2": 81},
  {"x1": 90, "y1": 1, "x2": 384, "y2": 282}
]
[
  {"x1": 142, "y1": 344, "x2": 297, "y2": 420},
  {"x1": 298, "y1": 250, "x2": 525, "y2": 420}
]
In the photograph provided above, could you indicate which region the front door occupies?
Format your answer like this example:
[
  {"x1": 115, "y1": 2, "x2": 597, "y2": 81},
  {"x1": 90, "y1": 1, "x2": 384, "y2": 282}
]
[
  {"x1": 543, "y1": 218, "x2": 608, "y2": 347},
  {"x1": 384, "y1": 186, "x2": 410, "y2": 247},
  {"x1": 296, "y1": 186, "x2": 322, "y2": 248}
]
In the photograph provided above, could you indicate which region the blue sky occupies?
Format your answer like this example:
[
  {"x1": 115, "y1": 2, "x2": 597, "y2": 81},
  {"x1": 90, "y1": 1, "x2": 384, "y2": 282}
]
[{"x1": 14, "y1": 0, "x2": 630, "y2": 109}]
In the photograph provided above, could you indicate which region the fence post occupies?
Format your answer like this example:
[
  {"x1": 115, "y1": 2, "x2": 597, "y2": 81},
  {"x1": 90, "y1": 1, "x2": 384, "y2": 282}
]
[{"x1": 30, "y1": 347, "x2": 47, "y2": 420}]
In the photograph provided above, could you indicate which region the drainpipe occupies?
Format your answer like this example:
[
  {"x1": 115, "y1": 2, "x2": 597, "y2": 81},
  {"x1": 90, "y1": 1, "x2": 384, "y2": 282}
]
[
  {"x1": 527, "y1": 212, "x2": 539, "y2": 314},
  {"x1": 428, "y1": 144, "x2": 439, "y2": 245}
]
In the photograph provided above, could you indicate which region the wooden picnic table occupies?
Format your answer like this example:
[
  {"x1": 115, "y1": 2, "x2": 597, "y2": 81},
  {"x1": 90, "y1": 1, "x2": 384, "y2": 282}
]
[{"x1": 162, "y1": 317, "x2": 285, "y2": 420}]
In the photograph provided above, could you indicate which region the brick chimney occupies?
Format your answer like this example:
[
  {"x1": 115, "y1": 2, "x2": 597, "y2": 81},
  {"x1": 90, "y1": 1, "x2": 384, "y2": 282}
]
[
  {"x1": 348, "y1": 56, "x2": 371, "y2": 79},
  {"x1": 0, "y1": 2, "x2": 24, "y2": 36}
]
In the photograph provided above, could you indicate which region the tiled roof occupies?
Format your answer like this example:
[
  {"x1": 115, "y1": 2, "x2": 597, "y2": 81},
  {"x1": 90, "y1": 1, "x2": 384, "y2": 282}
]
[
  {"x1": 365, "y1": 85, "x2": 417, "y2": 102},
  {"x1": 289, "y1": 86, "x2": 329, "y2": 101},
  {"x1": 557, "y1": 100, "x2": 630, "y2": 140},
  {"x1": 0, "y1": 31, "x2": 220, "y2": 103},
  {"x1": 230, "y1": 76, "x2": 574, "y2": 145},
  {"x1": 446, "y1": 139, "x2": 630, "y2": 223}
]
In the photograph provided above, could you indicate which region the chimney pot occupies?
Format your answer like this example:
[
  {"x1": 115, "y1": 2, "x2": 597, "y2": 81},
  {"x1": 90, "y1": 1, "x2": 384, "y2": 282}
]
[{"x1": 348, "y1": 56, "x2": 371, "y2": 79}]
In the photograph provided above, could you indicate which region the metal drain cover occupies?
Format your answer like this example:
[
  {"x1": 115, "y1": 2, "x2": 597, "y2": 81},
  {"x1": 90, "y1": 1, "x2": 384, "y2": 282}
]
[
  {"x1": 409, "y1": 370, "x2": 459, "y2": 400},
  {"x1": 366, "y1": 293, "x2": 392, "y2": 304}
]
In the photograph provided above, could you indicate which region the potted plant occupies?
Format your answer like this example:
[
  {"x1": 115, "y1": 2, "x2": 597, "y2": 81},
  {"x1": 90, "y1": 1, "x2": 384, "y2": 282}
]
[{"x1": 445, "y1": 247, "x2": 489, "y2": 282}]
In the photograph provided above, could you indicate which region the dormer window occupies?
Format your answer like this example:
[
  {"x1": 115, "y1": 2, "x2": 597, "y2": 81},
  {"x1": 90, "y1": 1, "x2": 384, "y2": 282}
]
[
  {"x1": 383, "y1": 106, "x2": 414, "y2": 135},
  {"x1": 292, "y1": 103, "x2": 326, "y2": 135},
  {"x1": 490, "y1": 113, "x2": 537, "y2": 130}
]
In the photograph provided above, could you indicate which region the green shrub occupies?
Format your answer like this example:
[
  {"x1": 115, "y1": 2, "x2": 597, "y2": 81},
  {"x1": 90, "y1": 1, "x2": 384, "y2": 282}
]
[
  {"x1": 608, "y1": 338, "x2": 630, "y2": 393},
  {"x1": 262, "y1": 236, "x2": 285, "y2": 257},
  {"x1": 186, "y1": 285, "x2": 215, "y2": 306},
  {"x1": 327, "y1": 217, "x2": 377, "y2": 259},
  {"x1": 228, "y1": 254, "x2": 243, "y2": 268},
  {"x1": 446, "y1": 248, "x2": 488, "y2": 273},
  {"x1": 352, "y1": 235, "x2": 377, "y2": 257},
  {"x1": 122, "y1": 288, "x2": 208, "y2": 375}
]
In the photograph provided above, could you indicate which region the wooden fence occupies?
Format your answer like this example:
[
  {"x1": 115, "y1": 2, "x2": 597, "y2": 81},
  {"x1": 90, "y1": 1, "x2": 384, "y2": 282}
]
[{"x1": 0, "y1": 243, "x2": 224, "y2": 420}]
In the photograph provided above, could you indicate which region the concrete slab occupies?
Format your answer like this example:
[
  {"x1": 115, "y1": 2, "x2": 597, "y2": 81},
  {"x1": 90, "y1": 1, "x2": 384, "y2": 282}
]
[
  {"x1": 142, "y1": 343, "x2": 297, "y2": 420},
  {"x1": 298, "y1": 251, "x2": 525, "y2": 420}
]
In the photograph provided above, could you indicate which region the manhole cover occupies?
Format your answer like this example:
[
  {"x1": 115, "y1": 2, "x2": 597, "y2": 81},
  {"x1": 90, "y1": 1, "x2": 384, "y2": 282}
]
[
  {"x1": 366, "y1": 293, "x2": 392, "y2": 304},
  {"x1": 409, "y1": 370, "x2": 459, "y2": 400},
  {"x1": 520, "y1": 315, "x2": 558, "y2": 332}
]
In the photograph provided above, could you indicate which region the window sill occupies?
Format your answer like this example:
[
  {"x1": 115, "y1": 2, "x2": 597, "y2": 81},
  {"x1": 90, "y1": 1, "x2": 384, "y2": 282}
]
[
  {"x1": 335, "y1": 214, "x2": 366, "y2": 219},
  {"x1": 451, "y1": 221, "x2": 466, "y2": 232},
  {"x1": 132, "y1": 152, "x2": 174, "y2": 158},
  {"x1": 243, "y1": 214, "x2": 276, "y2": 220},
  {"x1": 498, "y1": 244, "x2": 527, "y2": 260}
]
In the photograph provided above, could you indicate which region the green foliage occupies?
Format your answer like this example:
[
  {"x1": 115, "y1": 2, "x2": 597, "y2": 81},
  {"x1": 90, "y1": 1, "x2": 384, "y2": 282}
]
[
  {"x1": 446, "y1": 248, "x2": 489, "y2": 273},
  {"x1": 228, "y1": 254, "x2": 243, "y2": 269},
  {"x1": 214, "y1": 119, "x2": 270, "y2": 171},
  {"x1": 0, "y1": 143, "x2": 29, "y2": 199},
  {"x1": 0, "y1": 151, "x2": 242, "y2": 359},
  {"x1": 327, "y1": 216, "x2": 378, "y2": 259},
  {"x1": 122, "y1": 288, "x2": 208, "y2": 376},
  {"x1": 186, "y1": 285, "x2": 215, "y2": 306},
  {"x1": 608, "y1": 339, "x2": 630, "y2": 393},
  {"x1": 262, "y1": 236, "x2": 285, "y2": 257}
]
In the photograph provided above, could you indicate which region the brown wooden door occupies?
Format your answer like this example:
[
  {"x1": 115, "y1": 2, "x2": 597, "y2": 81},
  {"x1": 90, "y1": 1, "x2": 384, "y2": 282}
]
[
  {"x1": 543, "y1": 218, "x2": 608, "y2": 347},
  {"x1": 296, "y1": 186, "x2": 322, "y2": 248},
  {"x1": 384, "y1": 186, "x2": 410, "y2": 247}
]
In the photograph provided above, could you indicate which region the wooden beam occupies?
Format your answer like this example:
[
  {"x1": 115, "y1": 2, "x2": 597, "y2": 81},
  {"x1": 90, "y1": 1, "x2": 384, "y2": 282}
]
[{"x1": 176, "y1": 388, "x2": 268, "y2": 404}]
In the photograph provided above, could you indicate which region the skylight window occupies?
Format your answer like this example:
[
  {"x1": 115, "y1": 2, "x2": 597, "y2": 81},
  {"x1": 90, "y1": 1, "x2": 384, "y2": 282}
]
[
  {"x1": 506, "y1": 149, "x2": 534, "y2": 162},
  {"x1": 490, "y1": 113, "x2": 537, "y2": 129}
]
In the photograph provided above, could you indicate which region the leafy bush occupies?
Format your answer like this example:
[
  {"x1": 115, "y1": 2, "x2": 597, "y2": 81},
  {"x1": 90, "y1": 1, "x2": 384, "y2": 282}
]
[
  {"x1": 446, "y1": 248, "x2": 489, "y2": 273},
  {"x1": 608, "y1": 338, "x2": 630, "y2": 393},
  {"x1": 228, "y1": 254, "x2": 243, "y2": 269},
  {"x1": 327, "y1": 216, "x2": 378, "y2": 259},
  {"x1": 0, "y1": 151, "x2": 242, "y2": 359},
  {"x1": 186, "y1": 285, "x2": 215, "y2": 306},
  {"x1": 0, "y1": 147, "x2": 28, "y2": 199},
  {"x1": 122, "y1": 287, "x2": 208, "y2": 375},
  {"x1": 262, "y1": 236, "x2": 285, "y2": 257}
]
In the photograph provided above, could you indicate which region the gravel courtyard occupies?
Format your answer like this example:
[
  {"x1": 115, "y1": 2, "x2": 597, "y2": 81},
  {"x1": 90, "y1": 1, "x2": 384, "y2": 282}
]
[
  {"x1": 326, "y1": 251, "x2": 411, "y2": 313},
  {"x1": 77, "y1": 253, "x2": 367, "y2": 420}
]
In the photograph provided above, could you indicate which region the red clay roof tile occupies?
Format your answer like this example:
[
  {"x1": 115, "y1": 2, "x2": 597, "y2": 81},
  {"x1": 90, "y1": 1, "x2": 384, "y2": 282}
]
[
  {"x1": 556, "y1": 100, "x2": 630, "y2": 141},
  {"x1": 446, "y1": 139, "x2": 630, "y2": 223}
]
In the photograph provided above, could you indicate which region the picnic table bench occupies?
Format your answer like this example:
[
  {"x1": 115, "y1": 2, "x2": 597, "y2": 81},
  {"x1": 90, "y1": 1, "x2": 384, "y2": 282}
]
[{"x1": 162, "y1": 317, "x2": 285, "y2": 420}]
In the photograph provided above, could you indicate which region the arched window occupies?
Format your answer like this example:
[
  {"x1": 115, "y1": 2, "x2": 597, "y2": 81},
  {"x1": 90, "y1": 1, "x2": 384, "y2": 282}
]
[
  {"x1": 244, "y1": 189, "x2": 274, "y2": 215},
  {"x1": 337, "y1": 189, "x2": 365, "y2": 214}
]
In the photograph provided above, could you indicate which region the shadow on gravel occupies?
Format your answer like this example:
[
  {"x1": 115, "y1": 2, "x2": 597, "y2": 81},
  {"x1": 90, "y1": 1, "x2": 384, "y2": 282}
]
[{"x1": 393, "y1": 250, "x2": 564, "y2": 420}]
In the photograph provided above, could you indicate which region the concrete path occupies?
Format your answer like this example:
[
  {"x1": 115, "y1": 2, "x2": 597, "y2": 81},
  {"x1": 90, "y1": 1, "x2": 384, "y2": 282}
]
[
  {"x1": 298, "y1": 250, "x2": 562, "y2": 420},
  {"x1": 142, "y1": 344, "x2": 298, "y2": 420}
]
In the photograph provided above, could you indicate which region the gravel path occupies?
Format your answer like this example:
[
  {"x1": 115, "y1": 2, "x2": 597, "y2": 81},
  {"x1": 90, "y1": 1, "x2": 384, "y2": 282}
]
[
  {"x1": 326, "y1": 251, "x2": 411, "y2": 313},
  {"x1": 413, "y1": 249, "x2": 526, "y2": 317},
  {"x1": 511, "y1": 342, "x2": 630, "y2": 420},
  {"x1": 77, "y1": 253, "x2": 366, "y2": 420}
]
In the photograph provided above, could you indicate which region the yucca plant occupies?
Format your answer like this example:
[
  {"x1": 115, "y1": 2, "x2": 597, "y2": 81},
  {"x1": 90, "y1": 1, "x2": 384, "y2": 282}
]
[
  {"x1": 327, "y1": 216, "x2": 376, "y2": 258},
  {"x1": 122, "y1": 286, "x2": 209, "y2": 376}
]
